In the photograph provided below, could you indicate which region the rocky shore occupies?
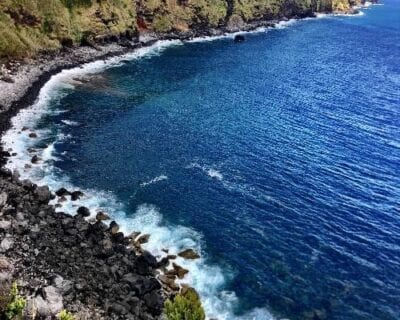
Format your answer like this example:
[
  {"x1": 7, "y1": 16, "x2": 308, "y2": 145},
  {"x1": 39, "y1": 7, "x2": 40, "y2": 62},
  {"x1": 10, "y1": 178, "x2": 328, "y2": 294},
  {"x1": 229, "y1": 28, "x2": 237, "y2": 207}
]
[
  {"x1": 0, "y1": 5, "x2": 365, "y2": 319},
  {"x1": 0, "y1": 33, "x2": 199, "y2": 320},
  {"x1": 0, "y1": 167, "x2": 166, "y2": 319}
]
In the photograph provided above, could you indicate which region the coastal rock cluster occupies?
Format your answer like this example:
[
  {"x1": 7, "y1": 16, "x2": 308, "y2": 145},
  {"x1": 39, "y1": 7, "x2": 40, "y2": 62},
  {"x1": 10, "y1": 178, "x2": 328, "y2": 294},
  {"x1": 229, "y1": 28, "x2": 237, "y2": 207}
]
[{"x1": 0, "y1": 166, "x2": 165, "y2": 319}]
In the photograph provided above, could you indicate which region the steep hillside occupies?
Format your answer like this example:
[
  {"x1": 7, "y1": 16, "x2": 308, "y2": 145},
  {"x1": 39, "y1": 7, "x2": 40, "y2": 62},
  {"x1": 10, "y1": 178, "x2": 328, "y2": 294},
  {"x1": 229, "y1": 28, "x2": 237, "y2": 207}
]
[
  {"x1": 0, "y1": 0, "x2": 362, "y2": 58},
  {"x1": 0, "y1": 0, "x2": 136, "y2": 58}
]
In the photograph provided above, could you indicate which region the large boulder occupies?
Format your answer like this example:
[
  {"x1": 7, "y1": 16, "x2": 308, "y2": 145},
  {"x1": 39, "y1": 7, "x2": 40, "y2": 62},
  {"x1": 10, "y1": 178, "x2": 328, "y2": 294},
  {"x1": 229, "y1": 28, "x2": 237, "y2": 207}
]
[
  {"x1": 96, "y1": 211, "x2": 110, "y2": 221},
  {"x1": 124, "y1": 274, "x2": 160, "y2": 296},
  {"x1": 0, "y1": 220, "x2": 11, "y2": 231},
  {"x1": 178, "y1": 248, "x2": 200, "y2": 260},
  {"x1": 35, "y1": 185, "x2": 52, "y2": 203},
  {"x1": 70, "y1": 191, "x2": 84, "y2": 201},
  {"x1": 55, "y1": 188, "x2": 70, "y2": 197},
  {"x1": 158, "y1": 275, "x2": 179, "y2": 291},
  {"x1": 137, "y1": 233, "x2": 150, "y2": 244},
  {"x1": 234, "y1": 34, "x2": 245, "y2": 43},
  {"x1": 34, "y1": 286, "x2": 63, "y2": 317},
  {"x1": 136, "y1": 251, "x2": 158, "y2": 275},
  {"x1": 52, "y1": 275, "x2": 73, "y2": 295},
  {"x1": 0, "y1": 236, "x2": 14, "y2": 252},
  {"x1": 77, "y1": 206, "x2": 91, "y2": 217},
  {"x1": 143, "y1": 291, "x2": 163, "y2": 314},
  {"x1": 166, "y1": 263, "x2": 189, "y2": 279},
  {"x1": 109, "y1": 221, "x2": 120, "y2": 234}
]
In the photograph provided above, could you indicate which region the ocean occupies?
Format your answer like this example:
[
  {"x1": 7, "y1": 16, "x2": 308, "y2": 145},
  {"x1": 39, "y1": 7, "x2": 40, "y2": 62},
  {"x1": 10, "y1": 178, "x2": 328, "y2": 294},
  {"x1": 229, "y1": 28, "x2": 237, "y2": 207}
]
[{"x1": 3, "y1": 1, "x2": 400, "y2": 319}]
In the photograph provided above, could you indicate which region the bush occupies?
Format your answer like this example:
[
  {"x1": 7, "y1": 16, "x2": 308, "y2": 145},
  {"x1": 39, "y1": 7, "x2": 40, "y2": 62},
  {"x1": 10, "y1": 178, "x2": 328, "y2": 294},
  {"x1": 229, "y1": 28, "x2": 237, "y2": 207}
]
[
  {"x1": 165, "y1": 288, "x2": 205, "y2": 320},
  {"x1": 58, "y1": 309, "x2": 76, "y2": 320},
  {"x1": 4, "y1": 282, "x2": 26, "y2": 320}
]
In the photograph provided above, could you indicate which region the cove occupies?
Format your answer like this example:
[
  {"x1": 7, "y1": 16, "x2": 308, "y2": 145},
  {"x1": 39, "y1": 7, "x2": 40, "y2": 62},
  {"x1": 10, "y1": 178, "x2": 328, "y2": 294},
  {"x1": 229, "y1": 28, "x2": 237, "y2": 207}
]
[{"x1": 5, "y1": 1, "x2": 400, "y2": 319}]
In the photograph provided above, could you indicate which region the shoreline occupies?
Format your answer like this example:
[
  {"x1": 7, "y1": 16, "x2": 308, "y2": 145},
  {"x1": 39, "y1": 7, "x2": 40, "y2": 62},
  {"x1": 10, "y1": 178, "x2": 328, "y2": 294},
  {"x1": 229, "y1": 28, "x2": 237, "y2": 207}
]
[
  {"x1": 0, "y1": 7, "x2": 364, "y2": 161},
  {"x1": 0, "y1": 7, "x2": 365, "y2": 320},
  {"x1": 0, "y1": 6, "x2": 363, "y2": 134}
]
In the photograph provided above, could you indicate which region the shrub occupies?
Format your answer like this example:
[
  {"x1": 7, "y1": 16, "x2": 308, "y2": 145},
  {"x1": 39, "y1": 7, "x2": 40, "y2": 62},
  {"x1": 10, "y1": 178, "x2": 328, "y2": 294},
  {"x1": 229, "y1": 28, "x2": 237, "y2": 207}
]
[
  {"x1": 4, "y1": 282, "x2": 26, "y2": 320},
  {"x1": 152, "y1": 15, "x2": 174, "y2": 32},
  {"x1": 165, "y1": 288, "x2": 205, "y2": 320},
  {"x1": 58, "y1": 309, "x2": 76, "y2": 320}
]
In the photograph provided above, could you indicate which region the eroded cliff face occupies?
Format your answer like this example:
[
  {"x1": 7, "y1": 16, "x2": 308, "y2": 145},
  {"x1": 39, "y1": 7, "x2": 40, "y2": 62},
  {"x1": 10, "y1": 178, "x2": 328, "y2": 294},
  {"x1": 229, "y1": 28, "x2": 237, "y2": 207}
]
[{"x1": 0, "y1": 0, "x2": 363, "y2": 58}]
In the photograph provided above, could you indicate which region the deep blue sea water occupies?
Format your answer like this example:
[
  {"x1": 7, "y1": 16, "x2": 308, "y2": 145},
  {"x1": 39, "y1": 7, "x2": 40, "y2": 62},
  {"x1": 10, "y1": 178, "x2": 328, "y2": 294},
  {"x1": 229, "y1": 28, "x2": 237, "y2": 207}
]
[{"x1": 5, "y1": 1, "x2": 400, "y2": 319}]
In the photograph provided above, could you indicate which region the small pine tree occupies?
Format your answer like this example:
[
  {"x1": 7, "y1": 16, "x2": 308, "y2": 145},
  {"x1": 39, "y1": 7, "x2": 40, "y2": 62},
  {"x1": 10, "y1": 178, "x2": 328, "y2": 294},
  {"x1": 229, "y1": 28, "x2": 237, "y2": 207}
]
[{"x1": 165, "y1": 288, "x2": 205, "y2": 320}]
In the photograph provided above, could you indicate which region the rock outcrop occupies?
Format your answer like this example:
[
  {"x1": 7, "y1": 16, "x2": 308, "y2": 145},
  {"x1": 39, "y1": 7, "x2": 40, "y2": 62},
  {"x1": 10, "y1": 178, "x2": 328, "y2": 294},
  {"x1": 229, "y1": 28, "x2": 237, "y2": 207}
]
[{"x1": 0, "y1": 168, "x2": 164, "y2": 319}]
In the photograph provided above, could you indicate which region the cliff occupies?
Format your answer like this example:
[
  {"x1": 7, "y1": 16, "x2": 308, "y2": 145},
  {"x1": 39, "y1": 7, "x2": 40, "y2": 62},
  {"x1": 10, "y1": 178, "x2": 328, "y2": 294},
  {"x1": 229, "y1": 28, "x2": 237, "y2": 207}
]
[{"x1": 0, "y1": 0, "x2": 363, "y2": 59}]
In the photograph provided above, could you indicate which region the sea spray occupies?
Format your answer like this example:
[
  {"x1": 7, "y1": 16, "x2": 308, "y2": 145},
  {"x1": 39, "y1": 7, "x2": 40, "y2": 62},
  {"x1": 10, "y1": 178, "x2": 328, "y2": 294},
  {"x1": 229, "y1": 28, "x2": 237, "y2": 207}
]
[{"x1": 2, "y1": 38, "x2": 276, "y2": 320}]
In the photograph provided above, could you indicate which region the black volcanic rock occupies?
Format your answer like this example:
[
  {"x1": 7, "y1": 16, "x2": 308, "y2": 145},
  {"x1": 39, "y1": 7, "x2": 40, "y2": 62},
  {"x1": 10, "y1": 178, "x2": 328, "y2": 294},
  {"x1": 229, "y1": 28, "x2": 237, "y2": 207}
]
[
  {"x1": 77, "y1": 206, "x2": 91, "y2": 217},
  {"x1": 55, "y1": 187, "x2": 70, "y2": 197},
  {"x1": 234, "y1": 34, "x2": 245, "y2": 42},
  {"x1": 34, "y1": 185, "x2": 52, "y2": 204},
  {"x1": 70, "y1": 190, "x2": 84, "y2": 201},
  {"x1": 0, "y1": 174, "x2": 164, "y2": 319}
]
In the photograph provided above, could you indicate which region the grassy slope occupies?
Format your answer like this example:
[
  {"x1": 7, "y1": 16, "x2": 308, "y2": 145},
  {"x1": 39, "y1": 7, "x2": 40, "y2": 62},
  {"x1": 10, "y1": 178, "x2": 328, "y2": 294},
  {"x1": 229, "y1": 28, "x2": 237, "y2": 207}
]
[
  {"x1": 0, "y1": 0, "x2": 136, "y2": 58},
  {"x1": 0, "y1": 0, "x2": 359, "y2": 59}
]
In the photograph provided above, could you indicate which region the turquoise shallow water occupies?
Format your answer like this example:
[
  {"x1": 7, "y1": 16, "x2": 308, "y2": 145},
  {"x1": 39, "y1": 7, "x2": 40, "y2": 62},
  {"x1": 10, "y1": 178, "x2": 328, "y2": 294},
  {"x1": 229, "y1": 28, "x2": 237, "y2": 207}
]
[{"x1": 6, "y1": 2, "x2": 400, "y2": 319}]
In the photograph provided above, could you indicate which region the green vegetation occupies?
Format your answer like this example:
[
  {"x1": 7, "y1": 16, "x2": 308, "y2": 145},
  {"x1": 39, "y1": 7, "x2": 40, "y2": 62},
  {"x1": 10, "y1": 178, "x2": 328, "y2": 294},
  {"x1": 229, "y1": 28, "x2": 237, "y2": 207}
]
[
  {"x1": 58, "y1": 309, "x2": 76, "y2": 320},
  {"x1": 165, "y1": 288, "x2": 205, "y2": 320},
  {"x1": 0, "y1": 282, "x2": 26, "y2": 320},
  {"x1": 0, "y1": 0, "x2": 359, "y2": 58},
  {"x1": 0, "y1": 0, "x2": 136, "y2": 58},
  {"x1": 332, "y1": 0, "x2": 351, "y2": 11},
  {"x1": 192, "y1": 0, "x2": 227, "y2": 26},
  {"x1": 142, "y1": 0, "x2": 228, "y2": 32},
  {"x1": 233, "y1": 0, "x2": 280, "y2": 21}
]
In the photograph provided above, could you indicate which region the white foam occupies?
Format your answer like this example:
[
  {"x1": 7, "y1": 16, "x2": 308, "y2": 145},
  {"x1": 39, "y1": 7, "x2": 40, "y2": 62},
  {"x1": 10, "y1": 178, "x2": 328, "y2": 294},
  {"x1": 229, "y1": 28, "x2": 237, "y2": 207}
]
[
  {"x1": 275, "y1": 19, "x2": 298, "y2": 29},
  {"x1": 42, "y1": 142, "x2": 58, "y2": 162},
  {"x1": 140, "y1": 175, "x2": 168, "y2": 187},
  {"x1": 188, "y1": 26, "x2": 270, "y2": 44},
  {"x1": 61, "y1": 119, "x2": 79, "y2": 126},
  {"x1": 187, "y1": 162, "x2": 224, "y2": 181},
  {"x1": 188, "y1": 34, "x2": 233, "y2": 43},
  {"x1": 207, "y1": 168, "x2": 223, "y2": 181}
]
